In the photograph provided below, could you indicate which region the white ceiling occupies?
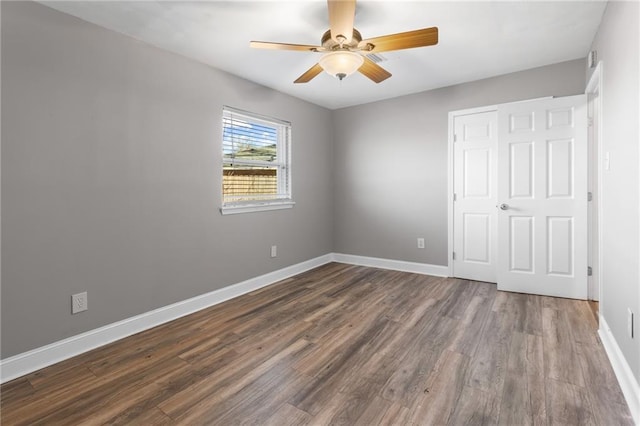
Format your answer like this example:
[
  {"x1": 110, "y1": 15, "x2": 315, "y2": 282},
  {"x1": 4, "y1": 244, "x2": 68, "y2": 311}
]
[{"x1": 40, "y1": 1, "x2": 607, "y2": 110}]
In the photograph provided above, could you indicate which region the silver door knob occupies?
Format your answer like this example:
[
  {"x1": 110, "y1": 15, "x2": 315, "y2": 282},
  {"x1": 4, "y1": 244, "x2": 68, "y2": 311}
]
[{"x1": 499, "y1": 203, "x2": 509, "y2": 210}]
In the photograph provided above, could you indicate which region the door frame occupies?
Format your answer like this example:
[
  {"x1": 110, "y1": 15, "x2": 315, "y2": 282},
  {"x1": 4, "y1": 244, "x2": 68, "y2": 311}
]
[{"x1": 586, "y1": 62, "x2": 603, "y2": 302}]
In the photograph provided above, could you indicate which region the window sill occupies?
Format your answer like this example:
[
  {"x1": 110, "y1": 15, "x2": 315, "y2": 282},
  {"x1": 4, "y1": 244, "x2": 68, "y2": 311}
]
[{"x1": 220, "y1": 201, "x2": 295, "y2": 215}]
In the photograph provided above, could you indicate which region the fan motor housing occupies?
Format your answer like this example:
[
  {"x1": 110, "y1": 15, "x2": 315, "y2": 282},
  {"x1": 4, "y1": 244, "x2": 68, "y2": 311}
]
[{"x1": 321, "y1": 28, "x2": 363, "y2": 50}]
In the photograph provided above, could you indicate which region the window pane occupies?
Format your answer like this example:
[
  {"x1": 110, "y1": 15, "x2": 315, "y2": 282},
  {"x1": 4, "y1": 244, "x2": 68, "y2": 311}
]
[
  {"x1": 223, "y1": 164, "x2": 279, "y2": 202},
  {"x1": 223, "y1": 117, "x2": 278, "y2": 162}
]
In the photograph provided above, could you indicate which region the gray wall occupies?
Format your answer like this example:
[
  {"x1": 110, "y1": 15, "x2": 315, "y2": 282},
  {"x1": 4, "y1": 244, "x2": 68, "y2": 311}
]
[
  {"x1": 332, "y1": 59, "x2": 586, "y2": 265},
  {"x1": 1, "y1": 1, "x2": 333, "y2": 358},
  {"x1": 589, "y1": 1, "x2": 640, "y2": 381}
]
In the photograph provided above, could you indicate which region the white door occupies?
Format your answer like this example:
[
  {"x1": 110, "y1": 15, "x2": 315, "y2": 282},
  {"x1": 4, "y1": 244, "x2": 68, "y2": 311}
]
[
  {"x1": 497, "y1": 95, "x2": 588, "y2": 299},
  {"x1": 453, "y1": 111, "x2": 498, "y2": 283}
]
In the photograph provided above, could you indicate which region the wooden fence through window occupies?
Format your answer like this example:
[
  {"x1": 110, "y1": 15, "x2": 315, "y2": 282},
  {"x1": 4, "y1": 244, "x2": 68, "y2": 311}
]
[{"x1": 223, "y1": 168, "x2": 277, "y2": 197}]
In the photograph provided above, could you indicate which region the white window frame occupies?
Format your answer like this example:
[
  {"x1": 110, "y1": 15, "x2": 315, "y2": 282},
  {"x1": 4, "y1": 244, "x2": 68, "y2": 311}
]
[{"x1": 220, "y1": 106, "x2": 294, "y2": 215}]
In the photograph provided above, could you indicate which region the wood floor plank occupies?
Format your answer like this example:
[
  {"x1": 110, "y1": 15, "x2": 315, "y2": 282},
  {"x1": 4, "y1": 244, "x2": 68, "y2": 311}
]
[
  {"x1": 542, "y1": 307, "x2": 586, "y2": 387},
  {"x1": 311, "y1": 381, "x2": 377, "y2": 426},
  {"x1": 0, "y1": 378, "x2": 35, "y2": 407},
  {"x1": 289, "y1": 319, "x2": 391, "y2": 415},
  {"x1": 545, "y1": 378, "x2": 597, "y2": 425},
  {"x1": 108, "y1": 406, "x2": 175, "y2": 425},
  {"x1": 407, "y1": 350, "x2": 470, "y2": 425},
  {"x1": 567, "y1": 301, "x2": 600, "y2": 345},
  {"x1": 447, "y1": 294, "x2": 494, "y2": 356},
  {"x1": 86, "y1": 328, "x2": 210, "y2": 378},
  {"x1": 380, "y1": 348, "x2": 439, "y2": 407},
  {"x1": 377, "y1": 401, "x2": 411, "y2": 425},
  {"x1": 13, "y1": 356, "x2": 191, "y2": 425},
  {"x1": 264, "y1": 403, "x2": 312, "y2": 426},
  {"x1": 176, "y1": 332, "x2": 240, "y2": 364},
  {"x1": 492, "y1": 291, "x2": 543, "y2": 336},
  {"x1": 232, "y1": 317, "x2": 315, "y2": 356},
  {"x1": 587, "y1": 300, "x2": 599, "y2": 323},
  {"x1": 25, "y1": 357, "x2": 96, "y2": 389},
  {"x1": 0, "y1": 263, "x2": 632, "y2": 425},
  {"x1": 293, "y1": 313, "x2": 384, "y2": 377},
  {"x1": 473, "y1": 280, "x2": 498, "y2": 300},
  {"x1": 465, "y1": 311, "x2": 511, "y2": 395},
  {"x1": 498, "y1": 332, "x2": 546, "y2": 426},
  {"x1": 159, "y1": 338, "x2": 312, "y2": 419},
  {"x1": 335, "y1": 352, "x2": 404, "y2": 398},
  {"x1": 187, "y1": 365, "x2": 313, "y2": 425},
  {"x1": 380, "y1": 273, "x2": 434, "y2": 323},
  {"x1": 577, "y1": 341, "x2": 634, "y2": 425},
  {"x1": 302, "y1": 297, "x2": 344, "y2": 323},
  {"x1": 419, "y1": 276, "x2": 457, "y2": 301},
  {"x1": 301, "y1": 284, "x2": 388, "y2": 344},
  {"x1": 447, "y1": 385, "x2": 500, "y2": 425},
  {"x1": 352, "y1": 395, "x2": 394, "y2": 425},
  {"x1": 371, "y1": 297, "x2": 441, "y2": 361},
  {"x1": 523, "y1": 294, "x2": 544, "y2": 336},
  {"x1": 526, "y1": 333, "x2": 547, "y2": 425},
  {"x1": 438, "y1": 278, "x2": 478, "y2": 319}
]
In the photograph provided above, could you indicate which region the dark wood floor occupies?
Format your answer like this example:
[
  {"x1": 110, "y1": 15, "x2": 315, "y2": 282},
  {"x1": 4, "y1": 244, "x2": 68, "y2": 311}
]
[{"x1": 0, "y1": 263, "x2": 633, "y2": 425}]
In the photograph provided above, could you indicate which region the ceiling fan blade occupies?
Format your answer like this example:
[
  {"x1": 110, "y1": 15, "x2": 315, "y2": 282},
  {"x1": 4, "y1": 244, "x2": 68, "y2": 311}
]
[
  {"x1": 328, "y1": 0, "x2": 356, "y2": 43},
  {"x1": 358, "y1": 57, "x2": 391, "y2": 83},
  {"x1": 294, "y1": 63, "x2": 324, "y2": 84},
  {"x1": 250, "y1": 41, "x2": 324, "y2": 52},
  {"x1": 361, "y1": 27, "x2": 438, "y2": 53}
]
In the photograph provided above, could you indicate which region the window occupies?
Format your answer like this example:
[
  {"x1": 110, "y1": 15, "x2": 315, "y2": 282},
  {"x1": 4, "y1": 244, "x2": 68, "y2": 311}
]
[{"x1": 221, "y1": 106, "x2": 293, "y2": 214}]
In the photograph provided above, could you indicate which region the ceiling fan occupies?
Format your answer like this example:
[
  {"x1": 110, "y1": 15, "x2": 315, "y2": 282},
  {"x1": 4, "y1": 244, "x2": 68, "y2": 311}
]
[{"x1": 250, "y1": 0, "x2": 438, "y2": 84}]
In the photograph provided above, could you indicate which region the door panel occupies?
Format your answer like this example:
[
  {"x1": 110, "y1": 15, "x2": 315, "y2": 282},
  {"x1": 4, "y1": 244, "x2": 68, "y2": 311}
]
[
  {"x1": 464, "y1": 149, "x2": 490, "y2": 197},
  {"x1": 548, "y1": 107, "x2": 574, "y2": 128},
  {"x1": 509, "y1": 112, "x2": 535, "y2": 132},
  {"x1": 510, "y1": 216, "x2": 534, "y2": 273},
  {"x1": 497, "y1": 95, "x2": 587, "y2": 299},
  {"x1": 547, "y1": 138, "x2": 574, "y2": 198},
  {"x1": 453, "y1": 111, "x2": 498, "y2": 283},
  {"x1": 463, "y1": 213, "x2": 490, "y2": 263},
  {"x1": 510, "y1": 142, "x2": 534, "y2": 198},
  {"x1": 547, "y1": 217, "x2": 573, "y2": 275}
]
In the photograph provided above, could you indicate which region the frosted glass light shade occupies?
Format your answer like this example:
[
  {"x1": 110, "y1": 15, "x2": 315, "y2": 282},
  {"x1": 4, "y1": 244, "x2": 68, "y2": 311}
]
[{"x1": 319, "y1": 51, "x2": 364, "y2": 80}]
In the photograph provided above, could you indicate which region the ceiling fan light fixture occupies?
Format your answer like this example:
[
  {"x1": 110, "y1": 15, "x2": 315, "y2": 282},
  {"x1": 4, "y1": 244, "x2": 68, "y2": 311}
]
[{"x1": 319, "y1": 51, "x2": 364, "y2": 80}]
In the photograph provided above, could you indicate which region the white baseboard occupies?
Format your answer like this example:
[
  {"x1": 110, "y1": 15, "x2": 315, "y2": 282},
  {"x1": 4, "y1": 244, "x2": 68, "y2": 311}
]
[
  {"x1": 332, "y1": 253, "x2": 449, "y2": 277},
  {"x1": 599, "y1": 316, "x2": 640, "y2": 425},
  {"x1": 0, "y1": 254, "x2": 333, "y2": 384},
  {"x1": 0, "y1": 252, "x2": 449, "y2": 384}
]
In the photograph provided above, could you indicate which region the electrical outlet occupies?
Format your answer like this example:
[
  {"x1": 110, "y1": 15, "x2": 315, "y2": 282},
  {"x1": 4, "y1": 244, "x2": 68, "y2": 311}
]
[
  {"x1": 417, "y1": 238, "x2": 425, "y2": 249},
  {"x1": 270, "y1": 245, "x2": 277, "y2": 258},
  {"x1": 72, "y1": 292, "x2": 88, "y2": 314},
  {"x1": 628, "y1": 308, "x2": 634, "y2": 338}
]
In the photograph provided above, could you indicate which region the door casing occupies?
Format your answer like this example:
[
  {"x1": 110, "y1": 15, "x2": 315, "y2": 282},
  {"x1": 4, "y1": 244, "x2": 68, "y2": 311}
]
[{"x1": 586, "y1": 62, "x2": 603, "y2": 302}]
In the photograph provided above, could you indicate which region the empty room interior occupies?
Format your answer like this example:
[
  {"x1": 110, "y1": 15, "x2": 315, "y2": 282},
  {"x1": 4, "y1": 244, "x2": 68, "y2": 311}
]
[{"x1": 1, "y1": 0, "x2": 639, "y2": 424}]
